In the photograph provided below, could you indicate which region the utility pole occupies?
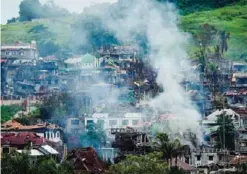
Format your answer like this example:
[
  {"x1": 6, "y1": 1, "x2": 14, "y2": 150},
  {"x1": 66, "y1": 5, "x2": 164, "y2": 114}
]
[{"x1": 223, "y1": 102, "x2": 226, "y2": 174}]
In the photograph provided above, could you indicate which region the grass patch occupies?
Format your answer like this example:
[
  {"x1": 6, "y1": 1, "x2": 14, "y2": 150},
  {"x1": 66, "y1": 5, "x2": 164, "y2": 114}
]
[{"x1": 180, "y1": 4, "x2": 247, "y2": 60}]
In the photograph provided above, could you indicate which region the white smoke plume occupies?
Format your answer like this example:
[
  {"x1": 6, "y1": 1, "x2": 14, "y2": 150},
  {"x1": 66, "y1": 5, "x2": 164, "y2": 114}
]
[
  {"x1": 62, "y1": 0, "x2": 203, "y2": 145},
  {"x1": 89, "y1": 0, "x2": 203, "y2": 144}
]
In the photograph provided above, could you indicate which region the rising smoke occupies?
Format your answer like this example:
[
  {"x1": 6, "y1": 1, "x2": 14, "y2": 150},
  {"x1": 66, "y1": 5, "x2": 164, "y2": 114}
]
[
  {"x1": 59, "y1": 0, "x2": 203, "y2": 145},
  {"x1": 90, "y1": 0, "x2": 203, "y2": 145}
]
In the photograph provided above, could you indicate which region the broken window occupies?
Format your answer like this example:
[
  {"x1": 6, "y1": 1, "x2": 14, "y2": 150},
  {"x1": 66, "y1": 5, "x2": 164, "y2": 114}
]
[
  {"x1": 3, "y1": 147, "x2": 9, "y2": 154},
  {"x1": 86, "y1": 120, "x2": 93, "y2": 125},
  {"x1": 132, "y1": 120, "x2": 138, "y2": 125},
  {"x1": 196, "y1": 155, "x2": 201, "y2": 161},
  {"x1": 122, "y1": 120, "x2": 129, "y2": 126},
  {"x1": 208, "y1": 155, "x2": 214, "y2": 161},
  {"x1": 19, "y1": 51, "x2": 24, "y2": 56},
  {"x1": 71, "y1": 119, "x2": 80, "y2": 125}
]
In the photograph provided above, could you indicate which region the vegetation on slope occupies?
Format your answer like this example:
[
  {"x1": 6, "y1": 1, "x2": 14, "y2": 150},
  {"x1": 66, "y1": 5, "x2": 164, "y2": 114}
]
[
  {"x1": 1, "y1": 0, "x2": 247, "y2": 60},
  {"x1": 1, "y1": 105, "x2": 23, "y2": 123},
  {"x1": 180, "y1": 3, "x2": 247, "y2": 60}
]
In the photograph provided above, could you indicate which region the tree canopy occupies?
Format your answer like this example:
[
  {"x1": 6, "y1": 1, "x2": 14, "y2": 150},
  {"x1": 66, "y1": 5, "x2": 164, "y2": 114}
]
[
  {"x1": 107, "y1": 152, "x2": 169, "y2": 174},
  {"x1": 216, "y1": 112, "x2": 236, "y2": 150},
  {"x1": 79, "y1": 121, "x2": 107, "y2": 148},
  {"x1": 1, "y1": 153, "x2": 74, "y2": 174},
  {"x1": 1, "y1": 104, "x2": 23, "y2": 123}
]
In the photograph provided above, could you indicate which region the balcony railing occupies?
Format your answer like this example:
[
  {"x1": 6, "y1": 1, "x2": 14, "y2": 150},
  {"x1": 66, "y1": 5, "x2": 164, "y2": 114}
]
[{"x1": 235, "y1": 146, "x2": 247, "y2": 152}]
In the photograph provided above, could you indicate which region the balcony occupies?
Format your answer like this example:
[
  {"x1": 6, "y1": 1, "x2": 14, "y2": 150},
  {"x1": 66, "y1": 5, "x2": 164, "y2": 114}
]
[{"x1": 235, "y1": 146, "x2": 247, "y2": 153}]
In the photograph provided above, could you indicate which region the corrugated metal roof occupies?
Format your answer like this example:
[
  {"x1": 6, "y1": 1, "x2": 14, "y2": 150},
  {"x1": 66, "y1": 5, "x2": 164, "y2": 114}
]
[
  {"x1": 16, "y1": 149, "x2": 44, "y2": 156},
  {"x1": 41, "y1": 145, "x2": 59, "y2": 154}
]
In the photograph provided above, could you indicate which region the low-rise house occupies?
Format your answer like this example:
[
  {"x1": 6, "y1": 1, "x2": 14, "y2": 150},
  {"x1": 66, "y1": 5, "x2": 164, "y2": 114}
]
[
  {"x1": 225, "y1": 88, "x2": 247, "y2": 107},
  {"x1": 191, "y1": 149, "x2": 219, "y2": 167},
  {"x1": 64, "y1": 53, "x2": 97, "y2": 70},
  {"x1": 232, "y1": 62, "x2": 247, "y2": 72},
  {"x1": 235, "y1": 129, "x2": 247, "y2": 154},
  {"x1": 1, "y1": 120, "x2": 63, "y2": 143},
  {"x1": 1, "y1": 132, "x2": 59, "y2": 161},
  {"x1": 202, "y1": 109, "x2": 241, "y2": 146},
  {"x1": 1, "y1": 41, "x2": 38, "y2": 60},
  {"x1": 98, "y1": 45, "x2": 139, "y2": 60},
  {"x1": 203, "y1": 109, "x2": 241, "y2": 129},
  {"x1": 190, "y1": 148, "x2": 230, "y2": 170}
]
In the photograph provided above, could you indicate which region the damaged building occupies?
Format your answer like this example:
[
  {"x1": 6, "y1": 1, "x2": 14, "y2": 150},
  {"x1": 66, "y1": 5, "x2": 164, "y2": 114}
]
[{"x1": 66, "y1": 147, "x2": 108, "y2": 174}]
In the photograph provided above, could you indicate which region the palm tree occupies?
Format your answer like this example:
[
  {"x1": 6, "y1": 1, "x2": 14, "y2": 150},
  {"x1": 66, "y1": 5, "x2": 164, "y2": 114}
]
[
  {"x1": 153, "y1": 133, "x2": 183, "y2": 168},
  {"x1": 219, "y1": 31, "x2": 230, "y2": 56},
  {"x1": 216, "y1": 112, "x2": 235, "y2": 150}
]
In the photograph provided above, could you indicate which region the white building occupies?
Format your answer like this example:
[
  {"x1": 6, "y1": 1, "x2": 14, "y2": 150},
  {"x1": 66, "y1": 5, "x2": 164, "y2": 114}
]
[
  {"x1": 1, "y1": 120, "x2": 63, "y2": 143},
  {"x1": 84, "y1": 113, "x2": 143, "y2": 137},
  {"x1": 1, "y1": 41, "x2": 38, "y2": 60},
  {"x1": 65, "y1": 117, "x2": 85, "y2": 134},
  {"x1": 203, "y1": 109, "x2": 242, "y2": 128}
]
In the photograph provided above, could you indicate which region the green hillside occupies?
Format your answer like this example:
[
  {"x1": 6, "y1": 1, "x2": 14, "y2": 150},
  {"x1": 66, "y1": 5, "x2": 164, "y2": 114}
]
[
  {"x1": 180, "y1": 4, "x2": 247, "y2": 60},
  {"x1": 1, "y1": 4, "x2": 247, "y2": 60},
  {"x1": 1, "y1": 16, "x2": 77, "y2": 57}
]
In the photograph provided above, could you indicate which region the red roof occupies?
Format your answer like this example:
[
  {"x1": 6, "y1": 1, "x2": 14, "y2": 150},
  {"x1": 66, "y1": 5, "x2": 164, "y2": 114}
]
[
  {"x1": 231, "y1": 108, "x2": 247, "y2": 115},
  {"x1": 2, "y1": 119, "x2": 60, "y2": 131},
  {"x1": 229, "y1": 155, "x2": 247, "y2": 165},
  {"x1": 1, "y1": 59, "x2": 7, "y2": 63},
  {"x1": 1, "y1": 132, "x2": 47, "y2": 146},
  {"x1": 171, "y1": 158, "x2": 196, "y2": 171},
  {"x1": 225, "y1": 89, "x2": 247, "y2": 96},
  {"x1": 67, "y1": 147, "x2": 107, "y2": 173}
]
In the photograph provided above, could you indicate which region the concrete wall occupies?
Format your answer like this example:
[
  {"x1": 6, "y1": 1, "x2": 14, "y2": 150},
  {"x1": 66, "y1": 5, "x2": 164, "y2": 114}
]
[
  {"x1": 1, "y1": 49, "x2": 37, "y2": 59},
  {"x1": 65, "y1": 117, "x2": 84, "y2": 134},
  {"x1": 191, "y1": 152, "x2": 219, "y2": 167}
]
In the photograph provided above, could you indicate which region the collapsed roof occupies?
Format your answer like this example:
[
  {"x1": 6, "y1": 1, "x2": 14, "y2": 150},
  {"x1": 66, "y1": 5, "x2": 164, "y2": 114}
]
[{"x1": 66, "y1": 147, "x2": 107, "y2": 173}]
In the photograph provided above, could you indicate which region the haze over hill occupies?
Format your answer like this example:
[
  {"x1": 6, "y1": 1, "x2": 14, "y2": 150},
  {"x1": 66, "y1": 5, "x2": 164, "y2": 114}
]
[{"x1": 1, "y1": 0, "x2": 247, "y2": 60}]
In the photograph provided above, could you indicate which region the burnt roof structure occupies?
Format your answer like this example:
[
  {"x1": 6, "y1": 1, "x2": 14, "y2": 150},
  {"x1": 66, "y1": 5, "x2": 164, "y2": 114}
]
[{"x1": 66, "y1": 147, "x2": 107, "y2": 174}]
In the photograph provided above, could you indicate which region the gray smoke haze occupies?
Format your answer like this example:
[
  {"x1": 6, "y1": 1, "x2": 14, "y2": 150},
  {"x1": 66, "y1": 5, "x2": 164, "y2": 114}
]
[
  {"x1": 50, "y1": 0, "x2": 203, "y2": 146},
  {"x1": 83, "y1": 0, "x2": 203, "y2": 144}
]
